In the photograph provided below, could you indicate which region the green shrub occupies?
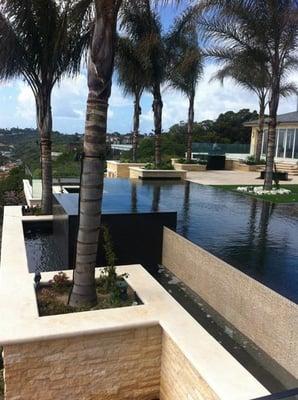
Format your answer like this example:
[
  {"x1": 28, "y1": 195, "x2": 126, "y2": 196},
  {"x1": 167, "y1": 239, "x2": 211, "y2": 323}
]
[
  {"x1": 245, "y1": 155, "x2": 266, "y2": 165},
  {"x1": 144, "y1": 161, "x2": 173, "y2": 170},
  {"x1": 177, "y1": 158, "x2": 207, "y2": 165}
]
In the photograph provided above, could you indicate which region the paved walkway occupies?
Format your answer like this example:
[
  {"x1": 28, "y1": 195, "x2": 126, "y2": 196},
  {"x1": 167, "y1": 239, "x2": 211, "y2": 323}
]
[{"x1": 186, "y1": 170, "x2": 298, "y2": 186}]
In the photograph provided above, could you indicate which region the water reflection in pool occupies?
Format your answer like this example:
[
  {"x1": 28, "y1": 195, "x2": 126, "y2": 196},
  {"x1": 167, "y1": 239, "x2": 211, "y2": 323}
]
[
  {"x1": 26, "y1": 179, "x2": 298, "y2": 303},
  {"x1": 110, "y1": 179, "x2": 297, "y2": 303}
]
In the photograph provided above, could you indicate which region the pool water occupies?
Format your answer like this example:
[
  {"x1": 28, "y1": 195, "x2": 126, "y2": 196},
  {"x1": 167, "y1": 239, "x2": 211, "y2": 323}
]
[
  {"x1": 25, "y1": 178, "x2": 298, "y2": 303},
  {"x1": 99, "y1": 179, "x2": 298, "y2": 303},
  {"x1": 24, "y1": 225, "x2": 64, "y2": 273}
]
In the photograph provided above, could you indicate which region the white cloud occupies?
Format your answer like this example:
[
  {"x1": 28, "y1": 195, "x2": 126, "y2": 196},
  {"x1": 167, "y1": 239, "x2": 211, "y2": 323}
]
[
  {"x1": 16, "y1": 84, "x2": 35, "y2": 121},
  {"x1": 10, "y1": 62, "x2": 298, "y2": 134}
]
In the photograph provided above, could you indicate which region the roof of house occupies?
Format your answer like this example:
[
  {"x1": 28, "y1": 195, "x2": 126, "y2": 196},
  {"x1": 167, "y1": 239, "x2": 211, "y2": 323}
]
[{"x1": 244, "y1": 111, "x2": 298, "y2": 127}]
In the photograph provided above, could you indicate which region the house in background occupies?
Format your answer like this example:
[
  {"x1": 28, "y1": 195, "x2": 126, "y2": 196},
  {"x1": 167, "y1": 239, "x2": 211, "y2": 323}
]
[{"x1": 245, "y1": 111, "x2": 298, "y2": 164}]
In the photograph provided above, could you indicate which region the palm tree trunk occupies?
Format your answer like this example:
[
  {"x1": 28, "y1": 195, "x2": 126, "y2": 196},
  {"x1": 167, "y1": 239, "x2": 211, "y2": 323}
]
[
  {"x1": 69, "y1": 0, "x2": 120, "y2": 307},
  {"x1": 255, "y1": 96, "x2": 265, "y2": 163},
  {"x1": 264, "y1": 91, "x2": 279, "y2": 190},
  {"x1": 132, "y1": 91, "x2": 141, "y2": 162},
  {"x1": 152, "y1": 84, "x2": 163, "y2": 168},
  {"x1": 186, "y1": 93, "x2": 195, "y2": 163},
  {"x1": 36, "y1": 89, "x2": 53, "y2": 215}
]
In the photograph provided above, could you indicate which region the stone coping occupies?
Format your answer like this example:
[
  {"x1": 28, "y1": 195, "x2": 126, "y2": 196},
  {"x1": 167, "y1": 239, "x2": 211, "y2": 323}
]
[
  {"x1": 22, "y1": 215, "x2": 54, "y2": 222},
  {"x1": 129, "y1": 167, "x2": 187, "y2": 180},
  {"x1": 107, "y1": 160, "x2": 146, "y2": 166},
  {"x1": 0, "y1": 206, "x2": 269, "y2": 400},
  {"x1": 129, "y1": 166, "x2": 185, "y2": 173}
]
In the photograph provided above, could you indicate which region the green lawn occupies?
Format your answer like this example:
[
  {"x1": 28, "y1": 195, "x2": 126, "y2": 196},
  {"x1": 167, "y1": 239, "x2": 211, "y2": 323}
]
[{"x1": 212, "y1": 184, "x2": 298, "y2": 204}]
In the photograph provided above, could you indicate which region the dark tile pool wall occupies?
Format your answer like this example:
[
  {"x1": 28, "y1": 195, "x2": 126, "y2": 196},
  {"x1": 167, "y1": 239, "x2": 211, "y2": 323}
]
[{"x1": 52, "y1": 195, "x2": 177, "y2": 270}]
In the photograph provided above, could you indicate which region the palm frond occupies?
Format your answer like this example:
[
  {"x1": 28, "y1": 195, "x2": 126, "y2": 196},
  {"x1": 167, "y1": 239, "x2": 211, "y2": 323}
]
[
  {"x1": 165, "y1": 4, "x2": 203, "y2": 98},
  {"x1": 0, "y1": 0, "x2": 92, "y2": 90}
]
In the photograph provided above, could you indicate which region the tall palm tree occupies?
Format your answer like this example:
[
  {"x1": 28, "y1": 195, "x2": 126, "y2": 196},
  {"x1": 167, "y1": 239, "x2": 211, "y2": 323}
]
[
  {"x1": 0, "y1": 0, "x2": 90, "y2": 214},
  {"x1": 121, "y1": 0, "x2": 167, "y2": 167},
  {"x1": 116, "y1": 37, "x2": 146, "y2": 162},
  {"x1": 200, "y1": 0, "x2": 298, "y2": 190},
  {"x1": 69, "y1": 0, "x2": 181, "y2": 307},
  {"x1": 166, "y1": 7, "x2": 203, "y2": 162},
  {"x1": 210, "y1": 52, "x2": 269, "y2": 163}
]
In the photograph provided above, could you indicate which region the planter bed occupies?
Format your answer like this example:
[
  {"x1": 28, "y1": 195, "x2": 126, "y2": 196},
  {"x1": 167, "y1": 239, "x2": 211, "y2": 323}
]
[
  {"x1": 232, "y1": 161, "x2": 264, "y2": 172},
  {"x1": 107, "y1": 160, "x2": 146, "y2": 178},
  {"x1": 173, "y1": 162, "x2": 206, "y2": 172},
  {"x1": 129, "y1": 166, "x2": 186, "y2": 180},
  {"x1": 36, "y1": 272, "x2": 141, "y2": 316},
  {"x1": 259, "y1": 171, "x2": 288, "y2": 181},
  {"x1": 0, "y1": 206, "x2": 269, "y2": 400}
]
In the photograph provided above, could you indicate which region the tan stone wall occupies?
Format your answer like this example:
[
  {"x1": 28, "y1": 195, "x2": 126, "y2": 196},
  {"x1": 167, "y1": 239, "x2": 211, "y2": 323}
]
[
  {"x1": 160, "y1": 333, "x2": 219, "y2": 400},
  {"x1": 173, "y1": 163, "x2": 206, "y2": 172},
  {"x1": 107, "y1": 162, "x2": 145, "y2": 178},
  {"x1": 129, "y1": 167, "x2": 141, "y2": 179},
  {"x1": 3, "y1": 326, "x2": 162, "y2": 400},
  {"x1": 130, "y1": 168, "x2": 186, "y2": 180},
  {"x1": 231, "y1": 160, "x2": 259, "y2": 172},
  {"x1": 224, "y1": 159, "x2": 234, "y2": 170},
  {"x1": 162, "y1": 227, "x2": 298, "y2": 379}
]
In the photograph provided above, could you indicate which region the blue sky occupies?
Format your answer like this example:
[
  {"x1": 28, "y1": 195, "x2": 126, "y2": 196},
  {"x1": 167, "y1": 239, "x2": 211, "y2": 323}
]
[{"x1": 0, "y1": 2, "x2": 297, "y2": 135}]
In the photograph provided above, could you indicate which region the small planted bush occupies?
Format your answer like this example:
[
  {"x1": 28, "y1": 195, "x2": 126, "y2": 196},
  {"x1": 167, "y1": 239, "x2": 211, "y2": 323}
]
[
  {"x1": 177, "y1": 158, "x2": 207, "y2": 165},
  {"x1": 143, "y1": 161, "x2": 174, "y2": 170},
  {"x1": 245, "y1": 155, "x2": 266, "y2": 165},
  {"x1": 36, "y1": 226, "x2": 140, "y2": 316}
]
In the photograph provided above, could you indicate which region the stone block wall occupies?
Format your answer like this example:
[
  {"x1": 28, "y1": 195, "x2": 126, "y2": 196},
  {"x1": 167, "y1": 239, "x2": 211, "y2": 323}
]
[
  {"x1": 162, "y1": 227, "x2": 298, "y2": 381},
  {"x1": 173, "y1": 163, "x2": 206, "y2": 172},
  {"x1": 160, "y1": 334, "x2": 219, "y2": 400},
  {"x1": 129, "y1": 167, "x2": 141, "y2": 179},
  {"x1": 107, "y1": 162, "x2": 145, "y2": 178},
  {"x1": 231, "y1": 160, "x2": 259, "y2": 171},
  {"x1": 3, "y1": 326, "x2": 162, "y2": 400}
]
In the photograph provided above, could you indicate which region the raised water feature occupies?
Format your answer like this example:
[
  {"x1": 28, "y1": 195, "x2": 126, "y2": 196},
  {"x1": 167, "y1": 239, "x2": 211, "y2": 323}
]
[{"x1": 24, "y1": 178, "x2": 298, "y2": 303}]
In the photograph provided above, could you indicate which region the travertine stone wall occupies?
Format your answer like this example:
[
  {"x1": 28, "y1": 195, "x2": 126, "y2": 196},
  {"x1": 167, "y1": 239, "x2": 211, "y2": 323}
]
[
  {"x1": 160, "y1": 333, "x2": 219, "y2": 400},
  {"x1": 107, "y1": 162, "x2": 145, "y2": 178},
  {"x1": 162, "y1": 227, "x2": 298, "y2": 380},
  {"x1": 173, "y1": 163, "x2": 207, "y2": 172},
  {"x1": 3, "y1": 326, "x2": 162, "y2": 400},
  {"x1": 231, "y1": 160, "x2": 259, "y2": 171},
  {"x1": 129, "y1": 167, "x2": 141, "y2": 179}
]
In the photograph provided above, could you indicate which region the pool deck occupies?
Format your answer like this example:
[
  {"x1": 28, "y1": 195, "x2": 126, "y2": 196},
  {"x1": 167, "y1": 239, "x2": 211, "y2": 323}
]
[{"x1": 187, "y1": 170, "x2": 298, "y2": 186}]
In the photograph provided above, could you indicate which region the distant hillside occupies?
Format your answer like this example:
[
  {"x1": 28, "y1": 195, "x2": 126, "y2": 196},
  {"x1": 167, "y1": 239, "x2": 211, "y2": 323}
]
[{"x1": 0, "y1": 129, "x2": 82, "y2": 171}]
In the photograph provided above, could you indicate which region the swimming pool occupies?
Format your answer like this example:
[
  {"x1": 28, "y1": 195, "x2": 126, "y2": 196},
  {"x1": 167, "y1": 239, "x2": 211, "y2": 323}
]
[{"x1": 25, "y1": 178, "x2": 298, "y2": 303}]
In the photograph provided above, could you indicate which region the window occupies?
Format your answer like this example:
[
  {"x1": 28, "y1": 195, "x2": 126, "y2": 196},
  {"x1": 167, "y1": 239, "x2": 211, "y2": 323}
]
[
  {"x1": 285, "y1": 129, "x2": 295, "y2": 158},
  {"x1": 261, "y1": 129, "x2": 268, "y2": 155}
]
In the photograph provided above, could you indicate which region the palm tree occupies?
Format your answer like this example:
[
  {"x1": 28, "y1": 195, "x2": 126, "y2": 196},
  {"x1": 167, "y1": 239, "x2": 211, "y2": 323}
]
[
  {"x1": 166, "y1": 7, "x2": 203, "y2": 162},
  {"x1": 200, "y1": 0, "x2": 298, "y2": 189},
  {"x1": 116, "y1": 37, "x2": 146, "y2": 162},
  {"x1": 120, "y1": 0, "x2": 167, "y2": 167},
  {"x1": 69, "y1": 0, "x2": 181, "y2": 307},
  {"x1": 0, "y1": 0, "x2": 90, "y2": 214},
  {"x1": 210, "y1": 52, "x2": 269, "y2": 163}
]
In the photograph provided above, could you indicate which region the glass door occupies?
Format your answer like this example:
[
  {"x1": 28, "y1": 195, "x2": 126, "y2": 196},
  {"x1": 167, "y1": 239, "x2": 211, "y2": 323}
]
[
  {"x1": 261, "y1": 129, "x2": 268, "y2": 156},
  {"x1": 276, "y1": 129, "x2": 286, "y2": 158},
  {"x1": 285, "y1": 129, "x2": 295, "y2": 158},
  {"x1": 294, "y1": 129, "x2": 298, "y2": 159}
]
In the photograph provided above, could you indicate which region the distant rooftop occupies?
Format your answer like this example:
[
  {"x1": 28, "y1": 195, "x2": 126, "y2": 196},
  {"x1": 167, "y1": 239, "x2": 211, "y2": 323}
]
[{"x1": 244, "y1": 111, "x2": 298, "y2": 126}]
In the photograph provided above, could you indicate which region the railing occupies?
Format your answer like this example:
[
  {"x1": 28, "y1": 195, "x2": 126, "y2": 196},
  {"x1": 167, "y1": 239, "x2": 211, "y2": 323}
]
[
  {"x1": 192, "y1": 142, "x2": 250, "y2": 154},
  {"x1": 251, "y1": 388, "x2": 298, "y2": 400}
]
